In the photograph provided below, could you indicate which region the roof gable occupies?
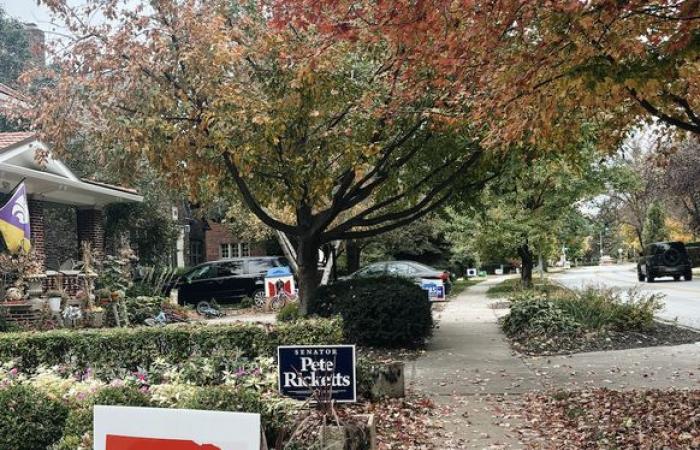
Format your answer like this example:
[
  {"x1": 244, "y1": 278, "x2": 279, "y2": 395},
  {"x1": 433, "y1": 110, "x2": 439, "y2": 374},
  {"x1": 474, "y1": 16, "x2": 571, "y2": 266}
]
[{"x1": 0, "y1": 132, "x2": 78, "y2": 181}]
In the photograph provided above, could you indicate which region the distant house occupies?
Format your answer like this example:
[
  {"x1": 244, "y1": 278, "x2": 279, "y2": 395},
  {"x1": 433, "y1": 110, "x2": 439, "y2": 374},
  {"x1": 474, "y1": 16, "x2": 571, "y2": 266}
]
[{"x1": 183, "y1": 218, "x2": 267, "y2": 267}]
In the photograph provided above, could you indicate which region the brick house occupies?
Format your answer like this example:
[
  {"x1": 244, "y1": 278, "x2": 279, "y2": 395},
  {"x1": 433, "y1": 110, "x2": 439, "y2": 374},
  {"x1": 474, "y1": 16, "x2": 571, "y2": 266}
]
[
  {"x1": 186, "y1": 219, "x2": 266, "y2": 266},
  {"x1": 0, "y1": 132, "x2": 142, "y2": 269}
]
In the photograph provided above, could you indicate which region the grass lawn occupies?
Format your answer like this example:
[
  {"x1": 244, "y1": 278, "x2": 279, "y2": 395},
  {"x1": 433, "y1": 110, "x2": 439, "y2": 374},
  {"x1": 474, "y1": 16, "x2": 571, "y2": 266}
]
[
  {"x1": 448, "y1": 277, "x2": 484, "y2": 298},
  {"x1": 486, "y1": 276, "x2": 564, "y2": 298}
]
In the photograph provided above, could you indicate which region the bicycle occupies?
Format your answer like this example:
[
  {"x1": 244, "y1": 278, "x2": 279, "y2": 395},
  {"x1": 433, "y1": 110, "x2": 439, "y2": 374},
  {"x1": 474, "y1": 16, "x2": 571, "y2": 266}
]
[
  {"x1": 144, "y1": 309, "x2": 188, "y2": 326},
  {"x1": 196, "y1": 300, "x2": 224, "y2": 318},
  {"x1": 267, "y1": 279, "x2": 298, "y2": 311}
]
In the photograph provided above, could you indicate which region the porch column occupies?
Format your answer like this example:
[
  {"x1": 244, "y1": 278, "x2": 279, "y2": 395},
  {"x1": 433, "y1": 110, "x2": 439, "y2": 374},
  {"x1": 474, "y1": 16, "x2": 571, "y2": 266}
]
[
  {"x1": 28, "y1": 198, "x2": 46, "y2": 267},
  {"x1": 77, "y1": 208, "x2": 105, "y2": 260}
]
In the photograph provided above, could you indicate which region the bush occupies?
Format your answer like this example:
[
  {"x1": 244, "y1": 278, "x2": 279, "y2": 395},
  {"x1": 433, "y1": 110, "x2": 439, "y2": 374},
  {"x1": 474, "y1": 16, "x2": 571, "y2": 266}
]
[
  {"x1": 502, "y1": 288, "x2": 665, "y2": 339},
  {"x1": 277, "y1": 303, "x2": 300, "y2": 322},
  {"x1": 502, "y1": 293, "x2": 581, "y2": 337},
  {"x1": 183, "y1": 385, "x2": 292, "y2": 444},
  {"x1": 0, "y1": 319, "x2": 343, "y2": 373},
  {"x1": 0, "y1": 384, "x2": 69, "y2": 450},
  {"x1": 311, "y1": 276, "x2": 433, "y2": 347},
  {"x1": 557, "y1": 288, "x2": 663, "y2": 332},
  {"x1": 55, "y1": 386, "x2": 152, "y2": 450}
]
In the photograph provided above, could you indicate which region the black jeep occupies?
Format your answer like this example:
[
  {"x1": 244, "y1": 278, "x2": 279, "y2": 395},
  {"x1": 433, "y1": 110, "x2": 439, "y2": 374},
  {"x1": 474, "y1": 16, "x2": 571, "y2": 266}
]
[{"x1": 637, "y1": 241, "x2": 693, "y2": 282}]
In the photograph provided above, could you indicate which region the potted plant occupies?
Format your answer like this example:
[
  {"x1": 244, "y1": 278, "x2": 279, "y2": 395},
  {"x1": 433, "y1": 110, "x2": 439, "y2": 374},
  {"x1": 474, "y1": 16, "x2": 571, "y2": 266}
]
[{"x1": 86, "y1": 306, "x2": 105, "y2": 327}]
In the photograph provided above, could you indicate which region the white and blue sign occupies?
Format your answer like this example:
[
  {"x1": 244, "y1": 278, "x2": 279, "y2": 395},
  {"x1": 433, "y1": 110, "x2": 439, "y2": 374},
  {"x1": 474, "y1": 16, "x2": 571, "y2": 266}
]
[
  {"x1": 277, "y1": 345, "x2": 356, "y2": 403},
  {"x1": 421, "y1": 279, "x2": 446, "y2": 301}
]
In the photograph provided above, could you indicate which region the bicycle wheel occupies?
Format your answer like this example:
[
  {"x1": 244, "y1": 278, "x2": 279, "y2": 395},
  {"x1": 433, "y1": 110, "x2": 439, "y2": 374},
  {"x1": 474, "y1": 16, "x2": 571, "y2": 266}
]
[{"x1": 269, "y1": 294, "x2": 286, "y2": 311}]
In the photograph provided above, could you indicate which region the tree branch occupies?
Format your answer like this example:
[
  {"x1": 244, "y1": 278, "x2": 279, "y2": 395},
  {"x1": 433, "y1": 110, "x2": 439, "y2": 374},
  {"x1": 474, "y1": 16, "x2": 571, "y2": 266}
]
[{"x1": 222, "y1": 152, "x2": 298, "y2": 235}]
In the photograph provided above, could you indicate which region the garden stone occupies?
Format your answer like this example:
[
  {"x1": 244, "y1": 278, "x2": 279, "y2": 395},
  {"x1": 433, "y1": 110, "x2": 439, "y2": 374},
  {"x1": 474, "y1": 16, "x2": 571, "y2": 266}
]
[
  {"x1": 319, "y1": 414, "x2": 376, "y2": 450},
  {"x1": 368, "y1": 362, "x2": 405, "y2": 399}
]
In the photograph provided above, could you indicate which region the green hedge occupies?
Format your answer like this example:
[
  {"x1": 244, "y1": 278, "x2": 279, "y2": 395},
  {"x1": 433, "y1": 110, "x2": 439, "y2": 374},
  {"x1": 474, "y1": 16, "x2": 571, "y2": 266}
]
[
  {"x1": 0, "y1": 319, "x2": 343, "y2": 372},
  {"x1": 311, "y1": 276, "x2": 433, "y2": 347},
  {"x1": 0, "y1": 384, "x2": 69, "y2": 450}
]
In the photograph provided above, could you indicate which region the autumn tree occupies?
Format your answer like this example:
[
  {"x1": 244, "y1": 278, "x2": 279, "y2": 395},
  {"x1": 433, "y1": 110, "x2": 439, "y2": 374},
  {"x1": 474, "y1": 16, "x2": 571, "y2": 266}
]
[
  {"x1": 470, "y1": 140, "x2": 608, "y2": 288},
  {"x1": 482, "y1": 0, "x2": 700, "y2": 144},
  {"x1": 30, "y1": 0, "x2": 502, "y2": 312},
  {"x1": 276, "y1": 1, "x2": 700, "y2": 146},
  {"x1": 660, "y1": 137, "x2": 700, "y2": 233}
]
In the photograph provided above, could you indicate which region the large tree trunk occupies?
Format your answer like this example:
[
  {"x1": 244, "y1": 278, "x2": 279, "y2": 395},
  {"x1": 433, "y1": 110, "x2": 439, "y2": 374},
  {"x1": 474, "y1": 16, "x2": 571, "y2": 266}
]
[
  {"x1": 297, "y1": 237, "x2": 320, "y2": 315},
  {"x1": 346, "y1": 239, "x2": 362, "y2": 273},
  {"x1": 518, "y1": 243, "x2": 534, "y2": 289}
]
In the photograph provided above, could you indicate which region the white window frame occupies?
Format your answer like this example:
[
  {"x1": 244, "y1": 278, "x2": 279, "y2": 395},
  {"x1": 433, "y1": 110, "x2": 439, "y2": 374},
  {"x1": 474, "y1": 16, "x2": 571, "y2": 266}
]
[{"x1": 220, "y1": 242, "x2": 251, "y2": 259}]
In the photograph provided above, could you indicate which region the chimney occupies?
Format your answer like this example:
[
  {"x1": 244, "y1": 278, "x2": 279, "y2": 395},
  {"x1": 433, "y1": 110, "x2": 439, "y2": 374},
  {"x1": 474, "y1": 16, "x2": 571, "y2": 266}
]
[{"x1": 22, "y1": 23, "x2": 46, "y2": 67}]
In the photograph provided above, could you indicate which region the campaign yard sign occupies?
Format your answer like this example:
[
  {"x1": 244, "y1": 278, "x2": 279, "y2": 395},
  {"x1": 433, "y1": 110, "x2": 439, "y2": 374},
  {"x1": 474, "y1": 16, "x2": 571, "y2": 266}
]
[
  {"x1": 94, "y1": 406, "x2": 260, "y2": 450},
  {"x1": 420, "y1": 278, "x2": 446, "y2": 301},
  {"x1": 278, "y1": 344, "x2": 357, "y2": 403}
]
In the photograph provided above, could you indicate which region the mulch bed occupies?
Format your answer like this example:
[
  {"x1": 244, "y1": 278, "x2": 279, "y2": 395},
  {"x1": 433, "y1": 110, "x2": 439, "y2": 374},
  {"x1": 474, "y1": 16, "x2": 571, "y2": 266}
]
[
  {"x1": 508, "y1": 322, "x2": 700, "y2": 356},
  {"x1": 518, "y1": 389, "x2": 700, "y2": 449}
]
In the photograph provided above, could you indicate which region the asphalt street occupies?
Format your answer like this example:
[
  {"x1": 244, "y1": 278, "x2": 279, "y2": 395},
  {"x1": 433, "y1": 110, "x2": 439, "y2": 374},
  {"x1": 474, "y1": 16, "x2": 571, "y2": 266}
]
[{"x1": 551, "y1": 264, "x2": 700, "y2": 330}]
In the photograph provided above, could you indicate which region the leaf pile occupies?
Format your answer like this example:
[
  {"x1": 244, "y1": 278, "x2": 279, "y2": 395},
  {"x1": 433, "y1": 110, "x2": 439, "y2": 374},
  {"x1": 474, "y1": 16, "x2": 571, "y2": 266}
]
[
  {"x1": 519, "y1": 389, "x2": 700, "y2": 449},
  {"x1": 346, "y1": 393, "x2": 440, "y2": 449}
]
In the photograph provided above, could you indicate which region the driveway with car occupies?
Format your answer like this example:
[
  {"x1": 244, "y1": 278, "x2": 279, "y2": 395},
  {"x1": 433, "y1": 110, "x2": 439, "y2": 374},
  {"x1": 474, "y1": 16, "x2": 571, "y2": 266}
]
[
  {"x1": 342, "y1": 260, "x2": 452, "y2": 295},
  {"x1": 166, "y1": 256, "x2": 289, "y2": 306}
]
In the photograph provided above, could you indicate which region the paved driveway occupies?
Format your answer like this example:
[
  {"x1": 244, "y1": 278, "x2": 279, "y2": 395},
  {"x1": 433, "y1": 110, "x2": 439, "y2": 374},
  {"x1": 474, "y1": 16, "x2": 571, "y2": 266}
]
[{"x1": 552, "y1": 264, "x2": 700, "y2": 330}]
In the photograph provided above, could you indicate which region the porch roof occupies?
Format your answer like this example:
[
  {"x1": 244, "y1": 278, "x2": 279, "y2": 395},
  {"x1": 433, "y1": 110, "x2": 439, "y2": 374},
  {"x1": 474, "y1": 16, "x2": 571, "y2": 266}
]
[{"x1": 0, "y1": 133, "x2": 142, "y2": 206}]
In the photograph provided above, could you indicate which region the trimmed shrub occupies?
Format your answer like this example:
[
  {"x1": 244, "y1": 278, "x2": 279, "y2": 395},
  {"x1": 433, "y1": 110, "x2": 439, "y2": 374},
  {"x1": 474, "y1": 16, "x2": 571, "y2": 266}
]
[
  {"x1": 183, "y1": 385, "x2": 292, "y2": 444},
  {"x1": 0, "y1": 319, "x2": 343, "y2": 372},
  {"x1": 0, "y1": 384, "x2": 69, "y2": 450},
  {"x1": 502, "y1": 294, "x2": 581, "y2": 337},
  {"x1": 55, "y1": 386, "x2": 153, "y2": 450},
  {"x1": 311, "y1": 276, "x2": 433, "y2": 347}
]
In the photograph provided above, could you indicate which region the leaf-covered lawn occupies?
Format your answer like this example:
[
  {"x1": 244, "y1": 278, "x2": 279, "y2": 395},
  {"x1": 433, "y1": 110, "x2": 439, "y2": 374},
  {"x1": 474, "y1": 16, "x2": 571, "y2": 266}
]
[{"x1": 519, "y1": 389, "x2": 700, "y2": 449}]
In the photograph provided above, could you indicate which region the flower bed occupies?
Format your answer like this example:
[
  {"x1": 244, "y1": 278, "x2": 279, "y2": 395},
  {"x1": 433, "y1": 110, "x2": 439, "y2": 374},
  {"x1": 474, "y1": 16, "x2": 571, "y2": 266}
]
[
  {"x1": 500, "y1": 287, "x2": 700, "y2": 355},
  {"x1": 0, "y1": 318, "x2": 343, "y2": 372}
]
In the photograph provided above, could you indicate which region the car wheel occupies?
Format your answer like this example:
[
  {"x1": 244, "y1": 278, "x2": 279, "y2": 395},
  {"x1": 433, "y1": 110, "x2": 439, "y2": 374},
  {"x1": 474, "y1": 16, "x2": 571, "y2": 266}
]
[
  {"x1": 647, "y1": 272, "x2": 655, "y2": 283},
  {"x1": 674, "y1": 275, "x2": 681, "y2": 281},
  {"x1": 637, "y1": 269, "x2": 645, "y2": 282},
  {"x1": 253, "y1": 290, "x2": 266, "y2": 308},
  {"x1": 685, "y1": 270, "x2": 693, "y2": 281}
]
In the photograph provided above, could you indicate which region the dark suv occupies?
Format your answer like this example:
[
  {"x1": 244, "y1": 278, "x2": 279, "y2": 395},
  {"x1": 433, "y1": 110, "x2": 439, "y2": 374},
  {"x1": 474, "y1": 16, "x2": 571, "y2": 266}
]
[
  {"x1": 637, "y1": 241, "x2": 692, "y2": 282},
  {"x1": 168, "y1": 256, "x2": 289, "y2": 305}
]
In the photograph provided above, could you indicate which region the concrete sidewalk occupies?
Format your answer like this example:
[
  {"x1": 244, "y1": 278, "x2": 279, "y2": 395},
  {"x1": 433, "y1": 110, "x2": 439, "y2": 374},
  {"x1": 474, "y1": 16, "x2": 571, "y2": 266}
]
[
  {"x1": 407, "y1": 277, "x2": 700, "y2": 449},
  {"x1": 407, "y1": 278, "x2": 532, "y2": 449}
]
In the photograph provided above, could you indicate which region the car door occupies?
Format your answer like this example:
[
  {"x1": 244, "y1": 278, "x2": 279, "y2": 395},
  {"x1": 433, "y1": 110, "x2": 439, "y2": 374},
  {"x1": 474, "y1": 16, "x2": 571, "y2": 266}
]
[{"x1": 214, "y1": 260, "x2": 248, "y2": 300}]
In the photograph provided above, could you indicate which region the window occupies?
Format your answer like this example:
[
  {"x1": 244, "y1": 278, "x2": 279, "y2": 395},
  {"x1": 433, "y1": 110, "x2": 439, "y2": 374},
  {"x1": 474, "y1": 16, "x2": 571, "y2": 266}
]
[
  {"x1": 219, "y1": 242, "x2": 250, "y2": 259},
  {"x1": 387, "y1": 263, "x2": 413, "y2": 275},
  {"x1": 188, "y1": 264, "x2": 216, "y2": 281},
  {"x1": 189, "y1": 241, "x2": 203, "y2": 266},
  {"x1": 248, "y1": 258, "x2": 274, "y2": 274},
  {"x1": 218, "y1": 260, "x2": 244, "y2": 276}
]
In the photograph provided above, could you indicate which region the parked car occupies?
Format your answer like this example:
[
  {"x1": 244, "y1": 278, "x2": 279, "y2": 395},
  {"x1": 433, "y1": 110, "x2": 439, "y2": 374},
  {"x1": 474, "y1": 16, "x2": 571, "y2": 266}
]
[
  {"x1": 167, "y1": 256, "x2": 290, "y2": 305},
  {"x1": 342, "y1": 260, "x2": 452, "y2": 294},
  {"x1": 637, "y1": 241, "x2": 692, "y2": 282}
]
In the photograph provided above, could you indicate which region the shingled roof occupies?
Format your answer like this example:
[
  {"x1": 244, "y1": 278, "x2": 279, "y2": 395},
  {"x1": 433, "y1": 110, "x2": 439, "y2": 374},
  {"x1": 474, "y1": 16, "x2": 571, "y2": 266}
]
[{"x1": 0, "y1": 132, "x2": 35, "y2": 152}]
